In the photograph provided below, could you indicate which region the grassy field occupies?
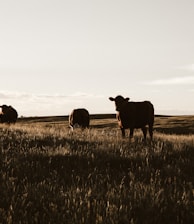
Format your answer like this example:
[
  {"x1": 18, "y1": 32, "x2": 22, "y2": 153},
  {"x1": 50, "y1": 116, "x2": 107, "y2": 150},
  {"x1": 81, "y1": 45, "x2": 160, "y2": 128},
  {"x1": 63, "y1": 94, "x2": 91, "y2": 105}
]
[{"x1": 1, "y1": 115, "x2": 194, "y2": 223}]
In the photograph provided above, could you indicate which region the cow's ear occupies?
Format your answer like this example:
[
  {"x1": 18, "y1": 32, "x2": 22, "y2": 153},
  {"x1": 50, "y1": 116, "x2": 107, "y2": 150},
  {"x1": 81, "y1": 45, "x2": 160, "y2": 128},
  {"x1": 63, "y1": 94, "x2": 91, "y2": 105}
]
[
  {"x1": 109, "y1": 97, "x2": 115, "y2": 101},
  {"x1": 125, "y1": 97, "x2": 130, "y2": 101}
]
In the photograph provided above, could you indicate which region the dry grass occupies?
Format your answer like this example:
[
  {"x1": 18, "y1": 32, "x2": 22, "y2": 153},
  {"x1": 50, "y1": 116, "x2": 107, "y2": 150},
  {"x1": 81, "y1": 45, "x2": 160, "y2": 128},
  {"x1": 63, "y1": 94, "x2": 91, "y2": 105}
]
[{"x1": 0, "y1": 115, "x2": 194, "y2": 223}]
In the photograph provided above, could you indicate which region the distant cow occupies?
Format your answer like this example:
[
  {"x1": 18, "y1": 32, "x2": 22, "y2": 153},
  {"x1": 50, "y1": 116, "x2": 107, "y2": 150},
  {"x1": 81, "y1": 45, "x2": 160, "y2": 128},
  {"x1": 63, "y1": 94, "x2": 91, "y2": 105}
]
[
  {"x1": 0, "y1": 105, "x2": 18, "y2": 124},
  {"x1": 109, "y1": 95, "x2": 154, "y2": 140},
  {"x1": 69, "y1": 108, "x2": 90, "y2": 129}
]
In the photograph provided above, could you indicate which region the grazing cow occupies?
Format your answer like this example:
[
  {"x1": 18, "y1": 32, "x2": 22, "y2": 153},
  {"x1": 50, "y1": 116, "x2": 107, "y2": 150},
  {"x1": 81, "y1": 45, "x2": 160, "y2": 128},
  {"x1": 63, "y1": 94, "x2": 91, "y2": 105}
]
[
  {"x1": 109, "y1": 95, "x2": 154, "y2": 140},
  {"x1": 69, "y1": 108, "x2": 90, "y2": 129},
  {"x1": 0, "y1": 105, "x2": 18, "y2": 124}
]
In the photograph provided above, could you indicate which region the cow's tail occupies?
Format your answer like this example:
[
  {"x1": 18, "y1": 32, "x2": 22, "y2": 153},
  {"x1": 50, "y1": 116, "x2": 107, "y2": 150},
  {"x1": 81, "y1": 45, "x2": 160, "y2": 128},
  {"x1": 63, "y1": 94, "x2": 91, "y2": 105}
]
[
  {"x1": 150, "y1": 103, "x2": 154, "y2": 125},
  {"x1": 148, "y1": 102, "x2": 154, "y2": 140}
]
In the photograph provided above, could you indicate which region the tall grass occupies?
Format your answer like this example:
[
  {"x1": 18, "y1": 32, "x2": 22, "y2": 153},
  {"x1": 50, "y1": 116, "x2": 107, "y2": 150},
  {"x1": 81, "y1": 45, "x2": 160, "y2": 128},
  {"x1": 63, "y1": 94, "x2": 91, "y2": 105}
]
[{"x1": 0, "y1": 119, "x2": 194, "y2": 224}]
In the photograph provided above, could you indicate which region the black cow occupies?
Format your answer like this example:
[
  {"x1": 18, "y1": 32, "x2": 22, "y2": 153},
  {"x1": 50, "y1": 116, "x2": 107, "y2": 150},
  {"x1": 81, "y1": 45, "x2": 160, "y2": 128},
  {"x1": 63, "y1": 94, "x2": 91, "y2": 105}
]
[
  {"x1": 109, "y1": 95, "x2": 154, "y2": 140},
  {"x1": 69, "y1": 108, "x2": 90, "y2": 129},
  {"x1": 0, "y1": 105, "x2": 18, "y2": 124}
]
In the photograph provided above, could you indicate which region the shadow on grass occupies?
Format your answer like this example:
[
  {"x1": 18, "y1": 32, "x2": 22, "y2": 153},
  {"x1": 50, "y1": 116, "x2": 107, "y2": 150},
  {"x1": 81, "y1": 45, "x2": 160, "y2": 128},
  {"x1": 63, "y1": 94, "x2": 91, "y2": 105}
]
[
  {"x1": 90, "y1": 122, "x2": 117, "y2": 129},
  {"x1": 11, "y1": 141, "x2": 194, "y2": 188},
  {"x1": 155, "y1": 126, "x2": 194, "y2": 135},
  {"x1": 154, "y1": 115, "x2": 194, "y2": 135},
  {"x1": 1, "y1": 132, "x2": 194, "y2": 224}
]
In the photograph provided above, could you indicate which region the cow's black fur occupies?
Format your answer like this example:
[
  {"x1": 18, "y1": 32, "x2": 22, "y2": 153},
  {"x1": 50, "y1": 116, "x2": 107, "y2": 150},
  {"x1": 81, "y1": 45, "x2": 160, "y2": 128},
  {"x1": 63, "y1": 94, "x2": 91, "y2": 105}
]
[
  {"x1": 0, "y1": 105, "x2": 18, "y2": 124},
  {"x1": 109, "y1": 95, "x2": 154, "y2": 140},
  {"x1": 69, "y1": 108, "x2": 90, "y2": 129}
]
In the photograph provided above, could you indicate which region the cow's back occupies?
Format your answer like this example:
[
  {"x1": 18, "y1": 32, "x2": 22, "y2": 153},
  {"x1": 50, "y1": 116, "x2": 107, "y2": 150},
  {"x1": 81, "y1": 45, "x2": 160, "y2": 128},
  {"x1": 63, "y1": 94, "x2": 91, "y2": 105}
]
[
  {"x1": 0, "y1": 106, "x2": 18, "y2": 123},
  {"x1": 120, "y1": 101, "x2": 154, "y2": 128},
  {"x1": 69, "y1": 108, "x2": 90, "y2": 128}
]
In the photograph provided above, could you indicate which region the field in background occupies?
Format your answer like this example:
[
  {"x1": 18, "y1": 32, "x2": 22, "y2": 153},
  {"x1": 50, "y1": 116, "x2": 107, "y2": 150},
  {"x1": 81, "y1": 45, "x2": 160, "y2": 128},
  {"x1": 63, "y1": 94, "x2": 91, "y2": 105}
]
[
  {"x1": 1, "y1": 115, "x2": 194, "y2": 223},
  {"x1": 18, "y1": 114, "x2": 194, "y2": 134}
]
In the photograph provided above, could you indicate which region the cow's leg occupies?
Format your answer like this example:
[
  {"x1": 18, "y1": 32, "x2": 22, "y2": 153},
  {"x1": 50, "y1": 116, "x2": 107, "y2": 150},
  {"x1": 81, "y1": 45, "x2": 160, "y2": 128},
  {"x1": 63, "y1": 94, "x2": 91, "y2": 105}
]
[
  {"x1": 148, "y1": 125, "x2": 153, "y2": 140},
  {"x1": 129, "y1": 128, "x2": 134, "y2": 139},
  {"x1": 141, "y1": 126, "x2": 147, "y2": 140},
  {"x1": 121, "y1": 128, "x2": 125, "y2": 138}
]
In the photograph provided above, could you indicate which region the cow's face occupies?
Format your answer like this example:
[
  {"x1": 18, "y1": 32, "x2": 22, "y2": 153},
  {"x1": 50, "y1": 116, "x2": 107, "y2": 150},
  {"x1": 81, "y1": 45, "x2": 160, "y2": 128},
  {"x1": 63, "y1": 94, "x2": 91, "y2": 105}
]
[
  {"x1": 109, "y1": 95, "x2": 129, "y2": 111},
  {"x1": 0, "y1": 105, "x2": 9, "y2": 114}
]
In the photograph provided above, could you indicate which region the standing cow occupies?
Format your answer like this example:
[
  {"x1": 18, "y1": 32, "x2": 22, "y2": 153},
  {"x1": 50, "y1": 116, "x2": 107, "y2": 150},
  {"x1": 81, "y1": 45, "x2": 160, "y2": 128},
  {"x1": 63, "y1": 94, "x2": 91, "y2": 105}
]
[
  {"x1": 69, "y1": 108, "x2": 90, "y2": 130},
  {"x1": 0, "y1": 105, "x2": 18, "y2": 124},
  {"x1": 109, "y1": 95, "x2": 154, "y2": 140}
]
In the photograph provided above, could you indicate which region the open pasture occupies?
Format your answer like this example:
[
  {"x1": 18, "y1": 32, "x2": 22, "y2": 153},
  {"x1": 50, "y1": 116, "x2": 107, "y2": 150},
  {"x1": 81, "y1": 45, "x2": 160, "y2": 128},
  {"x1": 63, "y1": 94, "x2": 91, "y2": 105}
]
[{"x1": 1, "y1": 115, "x2": 194, "y2": 223}]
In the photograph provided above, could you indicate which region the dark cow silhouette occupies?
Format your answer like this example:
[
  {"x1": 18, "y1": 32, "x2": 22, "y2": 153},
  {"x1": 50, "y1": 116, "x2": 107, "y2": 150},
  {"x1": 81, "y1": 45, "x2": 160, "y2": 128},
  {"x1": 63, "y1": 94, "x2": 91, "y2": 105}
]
[
  {"x1": 0, "y1": 105, "x2": 18, "y2": 124},
  {"x1": 69, "y1": 108, "x2": 90, "y2": 129},
  {"x1": 109, "y1": 95, "x2": 154, "y2": 140}
]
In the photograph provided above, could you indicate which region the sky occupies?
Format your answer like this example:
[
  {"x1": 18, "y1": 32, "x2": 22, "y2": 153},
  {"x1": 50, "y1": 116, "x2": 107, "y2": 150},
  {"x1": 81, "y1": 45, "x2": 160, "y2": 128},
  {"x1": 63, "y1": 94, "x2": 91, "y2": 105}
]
[{"x1": 0, "y1": 0, "x2": 194, "y2": 117}]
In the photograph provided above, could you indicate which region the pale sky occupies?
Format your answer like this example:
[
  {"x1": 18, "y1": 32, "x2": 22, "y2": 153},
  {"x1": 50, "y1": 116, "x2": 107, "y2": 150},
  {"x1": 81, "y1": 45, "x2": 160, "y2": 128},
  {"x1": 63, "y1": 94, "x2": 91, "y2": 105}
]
[{"x1": 1, "y1": 0, "x2": 194, "y2": 116}]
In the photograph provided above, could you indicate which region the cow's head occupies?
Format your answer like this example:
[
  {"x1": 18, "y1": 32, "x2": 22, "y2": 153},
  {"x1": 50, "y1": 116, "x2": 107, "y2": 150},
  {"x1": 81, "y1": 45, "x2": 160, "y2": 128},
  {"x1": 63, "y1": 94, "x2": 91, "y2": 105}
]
[
  {"x1": 109, "y1": 95, "x2": 130, "y2": 111},
  {"x1": 0, "y1": 105, "x2": 9, "y2": 114}
]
